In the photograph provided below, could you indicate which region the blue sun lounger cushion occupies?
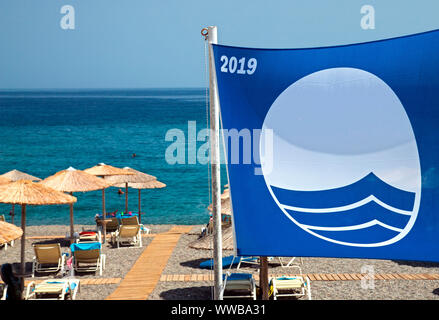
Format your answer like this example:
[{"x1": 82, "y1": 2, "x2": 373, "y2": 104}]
[
  {"x1": 116, "y1": 212, "x2": 139, "y2": 220},
  {"x1": 70, "y1": 242, "x2": 101, "y2": 253},
  {"x1": 199, "y1": 255, "x2": 236, "y2": 269},
  {"x1": 222, "y1": 273, "x2": 253, "y2": 281},
  {"x1": 199, "y1": 256, "x2": 256, "y2": 269},
  {"x1": 276, "y1": 276, "x2": 298, "y2": 281}
]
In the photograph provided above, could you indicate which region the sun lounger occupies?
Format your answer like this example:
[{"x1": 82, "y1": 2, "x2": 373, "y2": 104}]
[
  {"x1": 32, "y1": 243, "x2": 67, "y2": 277},
  {"x1": 236, "y1": 256, "x2": 303, "y2": 269},
  {"x1": 111, "y1": 224, "x2": 142, "y2": 248},
  {"x1": 120, "y1": 215, "x2": 150, "y2": 234},
  {"x1": 200, "y1": 255, "x2": 236, "y2": 269},
  {"x1": 96, "y1": 216, "x2": 119, "y2": 234},
  {"x1": 222, "y1": 272, "x2": 256, "y2": 300},
  {"x1": 236, "y1": 256, "x2": 261, "y2": 269},
  {"x1": 200, "y1": 255, "x2": 258, "y2": 269},
  {"x1": 0, "y1": 215, "x2": 14, "y2": 250},
  {"x1": 277, "y1": 256, "x2": 303, "y2": 267},
  {"x1": 25, "y1": 279, "x2": 80, "y2": 300},
  {"x1": 77, "y1": 230, "x2": 102, "y2": 243},
  {"x1": 70, "y1": 242, "x2": 106, "y2": 276},
  {"x1": 120, "y1": 216, "x2": 139, "y2": 225},
  {"x1": 269, "y1": 266, "x2": 311, "y2": 300}
]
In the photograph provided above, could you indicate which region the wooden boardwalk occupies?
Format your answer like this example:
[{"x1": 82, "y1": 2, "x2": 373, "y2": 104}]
[
  {"x1": 0, "y1": 278, "x2": 122, "y2": 286},
  {"x1": 159, "y1": 273, "x2": 439, "y2": 282},
  {"x1": 26, "y1": 234, "x2": 155, "y2": 240},
  {"x1": 105, "y1": 225, "x2": 193, "y2": 300}
]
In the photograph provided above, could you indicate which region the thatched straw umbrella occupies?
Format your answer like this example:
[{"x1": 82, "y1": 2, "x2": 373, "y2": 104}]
[
  {"x1": 0, "y1": 169, "x2": 41, "y2": 182},
  {"x1": 0, "y1": 220, "x2": 23, "y2": 246},
  {"x1": 40, "y1": 167, "x2": 109, "y2": 243},
  {"x1": 0, "y1": 176, "x2": 11, "y2": 185},
  {"x1": 189, "y1": 224, "x2": 234, "y2": 250},
  {"x1": 103, "y1": 167, "x2": 159, "y2": 220},
  {"x1": 111, "y1": 175, "x2": 166, "y2": 223},
  {"x1": 83, "y1": 163, "x2": 134, "y2": 177},
  {"x1": 192, "y1": 184, "x2": 233, "y2": 250},
  {"x1": 0, "y1": 170, "x2": 41, "y2": 225},
  {"x1": 208, "y1": 197, "x2": 231, "y2": 215},
  {"x1": 208, "y1": 186, "x2": 230, "y2": 213},
  {"x1": 221, "y1": 188, "x2": 229, "y2": 200},
  {"x1": 83, "y1": 164, "x2": 134, "y2": 238},
  {"x1": 0, "y1": 176, "x2": 13, "y2": 223},
  {"x1": 0, "y1": 180, "x2": 76, "y2": 274}
]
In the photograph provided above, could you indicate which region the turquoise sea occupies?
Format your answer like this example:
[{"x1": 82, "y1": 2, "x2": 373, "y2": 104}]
[{"x1": 0, "y1": 89, "x2": 227, "y2": 226}]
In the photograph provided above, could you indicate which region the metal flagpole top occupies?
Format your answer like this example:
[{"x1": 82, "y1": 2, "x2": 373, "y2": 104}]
[{"x1": 201, "y1": 26, "x2": 217, "y2": 42}]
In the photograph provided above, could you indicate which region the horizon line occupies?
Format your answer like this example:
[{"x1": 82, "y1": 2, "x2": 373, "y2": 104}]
[
  {"x1": 0, "y1": 86, "x2": 207, "y2": 91},
  {"x1": 0, "y1": 87, "x2": 208, "y2": 92}
]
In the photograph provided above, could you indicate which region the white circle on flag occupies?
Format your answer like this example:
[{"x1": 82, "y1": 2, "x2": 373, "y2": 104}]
[{"x1": 260, "y1": 67, "x2": 421, "y2": 247}]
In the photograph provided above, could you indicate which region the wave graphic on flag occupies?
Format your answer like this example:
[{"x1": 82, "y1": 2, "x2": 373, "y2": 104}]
[{"x1": 271, "y1": 172, "x2": 415, "y2": 245}]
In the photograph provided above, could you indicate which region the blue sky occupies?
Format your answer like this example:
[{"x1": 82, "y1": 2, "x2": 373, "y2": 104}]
[{"x1": 0, "y1": 0, "x2": 438, "y2": 89}]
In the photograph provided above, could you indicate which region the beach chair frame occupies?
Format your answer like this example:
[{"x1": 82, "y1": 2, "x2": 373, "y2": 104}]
[
  {"x1": 76, "y1": 230, "x2": 102, "y2": 243},
  {"x1": 222, "y1": 272, "x2": 257, "y2": 300},
  {"x1": 72, "y1": 249, "x2": 106, "y2": 276},
  {"x1": 121, "y1": 216, "x2": 150, "y2": 235},
  {"x1": 0, "y1": 215, "x2": 14, "y2": 251},
  {"x1": 96, "y1": 216, "x2": 119, "y2": 234},
  {"x1": 25, "y1": 279, "x2": 80, "y2": 300},
  {"x1": 111, "y1": 224, "x2": 142, "y2": 248},
  {"x1": 120, "y1": 216, "x2": 139, "y2": 225},
  {"x1": 236, "y1": 256, "x2": 260, "y2": 269},
  {"x1": 32, "y1": 243, "x2": 66, "y2": 277},
  {"x1": 278, "y1": 256, "x2": 303, "y2": 267},
  {"x1": 270, "y1": 266, "x2": 312, "y2": 300},
  {"x1": 236, "y1": 256, "x2": 303, "y2": 270}
]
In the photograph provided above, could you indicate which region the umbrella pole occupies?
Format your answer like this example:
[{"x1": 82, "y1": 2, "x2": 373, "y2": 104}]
[
  {"x1": 125, "y1": 182, "x2": 128, "y2": 214},
  {"x1": 20, "y1": 204, "x2": 26, "y2": 276},
  {"x1": 260, "y1": 256, "x2": 269, "y2": 300},
  {"x1": 102, "y1": 188, "x2": 106, "y2": 243},
  {"x1": 11, "y1": 204, "x2": 15, "y2": 224},
  {"x1": 70, "y1": 192, "x2": 74, "y2": 244},
  {"x1": 138, "y1": 189, "x2": 141, "y2": 224}
]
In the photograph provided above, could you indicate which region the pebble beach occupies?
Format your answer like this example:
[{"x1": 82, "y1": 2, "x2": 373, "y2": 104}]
[{"x1": 2, "y1": 224, "x2": 439, "y2": 300}]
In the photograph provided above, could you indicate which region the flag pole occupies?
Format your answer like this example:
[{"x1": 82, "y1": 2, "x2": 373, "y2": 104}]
[{"x1": 207, "y1": 25, "x2": 223, "y2": 300}]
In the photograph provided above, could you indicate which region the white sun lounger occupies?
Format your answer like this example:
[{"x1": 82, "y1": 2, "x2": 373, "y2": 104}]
[
  {"x1": 0, "y1": 215, "x2": 14, "y2": 250},
  {"x1": 269, "y1": 266, "x2": 311, "y2": 300},
  {"x1": 25, "y1": 279, "x2": 80, "y2": 300},
  {"x1": 111, "y1": 224, "x2": 142, "y2": 248},
  {"x1": 277, "y1": 256, "x2": 303, "y2": 267},
  {"x1": 222, "y1": 272, "x2": 257, "y2": 300},
  {"x1": 70, "y1": 242, "x2": 106, "y2": 276},
  {"x1": 32, "y1": 243, "x2": 67, "y2": 277}
]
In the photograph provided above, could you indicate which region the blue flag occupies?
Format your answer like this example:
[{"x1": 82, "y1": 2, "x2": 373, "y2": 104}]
[{"x1": 213, "y1": 29, "x2": 439, "y2": 262}]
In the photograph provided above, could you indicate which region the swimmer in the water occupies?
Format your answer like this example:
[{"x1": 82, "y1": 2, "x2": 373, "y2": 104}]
[{"x1": 118, "y1": 189, "x2": 124, "y2": 195}]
